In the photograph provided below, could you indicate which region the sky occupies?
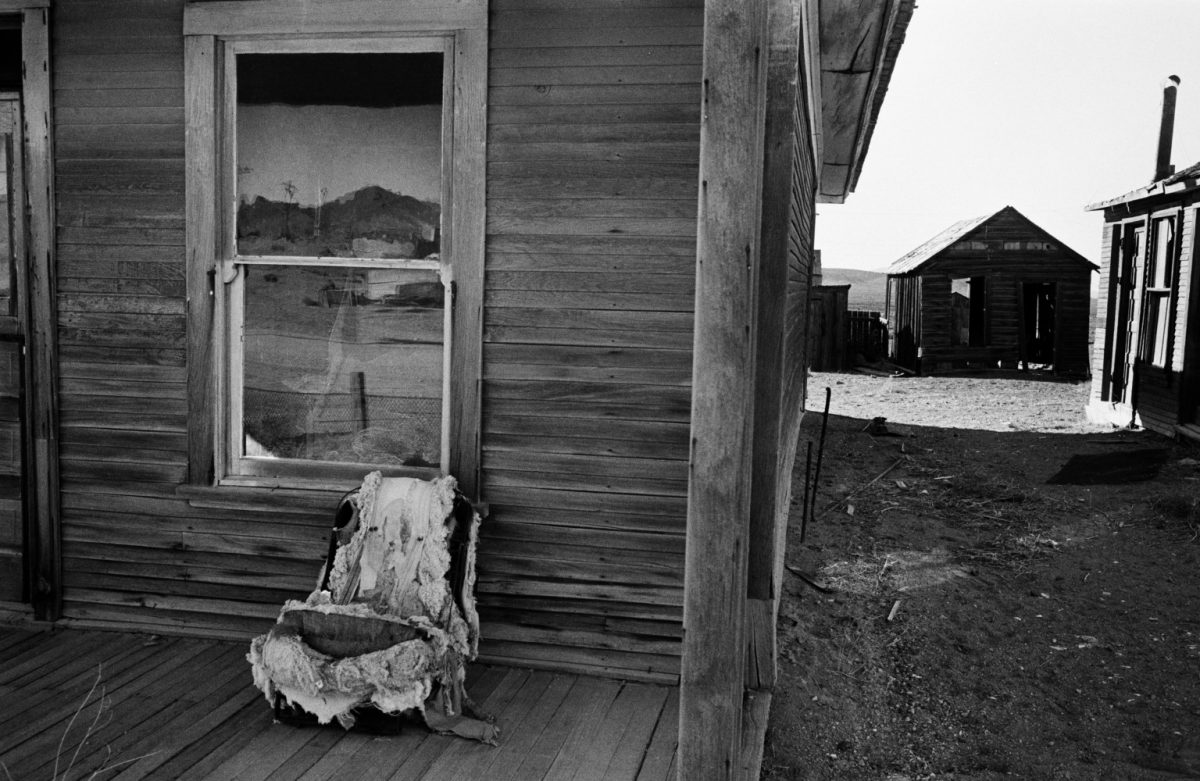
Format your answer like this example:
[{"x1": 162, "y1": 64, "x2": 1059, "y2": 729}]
[
  {"x1": 815, "y1": 0, "x2": 1200, "y2": 274},
  {"x1": 237, "y1": 104, "x2": 442, "y2": 206}
]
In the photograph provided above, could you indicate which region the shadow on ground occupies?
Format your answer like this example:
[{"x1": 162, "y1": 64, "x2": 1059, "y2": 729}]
[{"x1": 763, "y1": 411, "x2": 1200, "y2": 780}]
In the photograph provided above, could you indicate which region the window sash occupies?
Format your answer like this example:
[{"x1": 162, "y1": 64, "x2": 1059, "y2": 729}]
[
  {"x1": 223, "y1": 40, "x2": 454, "y2": 481},
  {"x1": 184, "y1": 17, "x2": 486, "y2": 494}
]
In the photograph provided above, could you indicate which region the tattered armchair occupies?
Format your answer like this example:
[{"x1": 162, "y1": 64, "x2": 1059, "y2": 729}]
[{"x1": 247, "y1": 472, "x2": 498, "y2": 743}]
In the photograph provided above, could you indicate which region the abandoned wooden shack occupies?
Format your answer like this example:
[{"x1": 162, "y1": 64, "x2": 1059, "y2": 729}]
[
  {"x1": 1086, "y1": 76, "x2": 1200, "y2": 440},
  {"x1": 884, "y1": 205, "x2": 1096, "y2": 375},
  {"x1": 0, "y1": 0, "x2": 914, "y2": 776},
  {"x1": 807, "y1": 284, "x2": 848, "y2": 371}
]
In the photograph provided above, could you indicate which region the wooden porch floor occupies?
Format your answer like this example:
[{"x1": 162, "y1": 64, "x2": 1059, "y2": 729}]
[{"x1": 0, "y1": 626, "x2": 678, "y2": 780}]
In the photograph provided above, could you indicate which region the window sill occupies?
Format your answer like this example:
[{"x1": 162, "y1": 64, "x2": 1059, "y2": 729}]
[{"x1": 176, "y1": 481, "x2": 351, "y2": 515}]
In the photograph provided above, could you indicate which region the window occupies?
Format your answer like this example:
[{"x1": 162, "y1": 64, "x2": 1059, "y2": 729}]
[
  {"x1": 184, "y1": 1, "x2": 486, "y2": 488},
  {"x1": 949, "y1": 276, "x2": 986, "y2": 347},
  {"x1": 1140, "y1": 216, "x2": 1175, "y2": 368}
]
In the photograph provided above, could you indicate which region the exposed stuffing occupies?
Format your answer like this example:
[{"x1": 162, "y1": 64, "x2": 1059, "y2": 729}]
[{"x1": 247, "y1": 473, "x2": 495, "y2": 742}]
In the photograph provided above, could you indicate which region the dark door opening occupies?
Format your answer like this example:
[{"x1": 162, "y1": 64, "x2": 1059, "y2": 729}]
[{"x1": 1023, "y1": 282, "x2": 1057, "y2": 367}]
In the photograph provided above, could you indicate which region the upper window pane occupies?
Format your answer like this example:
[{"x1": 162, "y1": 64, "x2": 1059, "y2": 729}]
[
  {"x1": 1148, "y1": 217, "x2": 1174, "y2": 289},
  {"x1": 235, "y1": 52, "x2": 443, "y2": 259}
]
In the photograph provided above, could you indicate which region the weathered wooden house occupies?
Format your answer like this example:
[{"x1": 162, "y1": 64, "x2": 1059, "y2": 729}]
[
  {"x1": 1086, "y1": 76, "x2": 1200, "y2": 439},
  {"x1": 0, "y1": 0, "x2": 913, "y2": 775},
  {"x1": 885, "y1": 205, "x2": 1095, "y2": 375}
]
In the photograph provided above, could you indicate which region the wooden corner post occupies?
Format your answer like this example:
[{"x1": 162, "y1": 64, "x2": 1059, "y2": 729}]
[
  {"x1": 680, "y1": 0, "x2": 770, "y2": 777},
  {"x1": 745, "y1": 0, "x2": 804, "y2": 693},
  {"x1": 184, "y1": 34, "x2": 219, "y2": 485},
  {"x1": 22, "y1": 7, "x2": 60, "y2": 620}
]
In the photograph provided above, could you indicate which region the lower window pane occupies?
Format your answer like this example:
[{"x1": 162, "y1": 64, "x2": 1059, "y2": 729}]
[{"x1": 242, "y1": 264, "x2": 443, "y2": 467}]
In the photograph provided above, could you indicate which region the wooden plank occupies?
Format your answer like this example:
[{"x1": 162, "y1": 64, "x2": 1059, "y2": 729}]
[
  {"x1": 105, "y1": 672, "x2": 262, "y2": 780},
  {"x1": 747, "y1": 0, "x2": 802, "y2": 618},
  {"x1": 488, "y1": 141, "x2": 697, "y2": 167},
  {"x1": 477, "y1": 577, "x2": 682, "y2": 608},
  {"x1": 484, "y1": 394, "x2": 689, "y2": 422},
  {"x1": 163, "y1": 698, "x2": 275, "y2": 780},
  {"x1": 486, "y1": 307, "x2": 692, "y2": 332},
  {"x1": 680, "y1": 0, "x2": 769, "y2": 776},
  {"x1": 582, "y1": 684, "x2": 671, "y2": 781},
  {"x1": 738, "y1": 689, "x2": 772, "y2": 780},
  {"x1": 484, "y1": 413, "x2": 688, "y2": 444},
  {"x1": 489, "y1": 44, "x2": 700, "y2": 70},
  {"x1": 184, "y1": 0, "x2": 487, "y2": 35},
  {"x1": 485, "y1": 251, "x2": 694, "y2": 274},
  {"x1": 448, "y1": 25, "x2": 488, "y2": 501},
  {"x1": 483, "y1": 519, "x2": 684, "y2": 555},
  {"x1": 488, "y1": 233, "x2": 695, "y2": 256},
  {"x1": 484, "y1": 324, "x2": 692, "y2": 351},
  {"x1": 481, "y1": 621, "x2": 680, "y2": 658},
  {"x1": 24, "y1": 6, "x2": 62, "y2": 622},
  {"x1": 183, "y1": 34, "x2": 217, "y2": 486},
  {"x1": 488, "y1": 271, "x2": 693, "y2": 295},
  {"x1": 414, "y1": 667, "x2": 532, "y2": 780},
  {"x1": 475, "y1": 673, "x2": 575, "y2": 781},
  {"x1": 484, "y1": 468, "x2": 685, "y2": 497},
  {"x1": 483, "y1": 500, "x2": 687, "y2": 535},
  {"x1": 484, "y1": 124, "x2": 696, "y2": 145},
  {"x1": 490, "y1": 26, "x2": 701, "y2": 49},
  {"x1": 634, "y1": 689, "x2": 680, "y2": 781},
  {"x1": 492, "y1": 8, "x2": 702, "y2": 30},
  {"x1": 28, "y1": 645, "x2": 248, "y2": 781},
  {"x1": 198, "y1": 720, "x2": 336, "y2": 781},
  {"x1": 512, "y1": 676, "x2": 622, "y2": 779},
  {"x1": 491, "y1": 0, "x2": 701, "y2": 9},
  {"x1": 0, "y1": 637, "x2": 213, "y2": 771},
  {"x1": 490, "y1": 62, "x2": 698, "y2": 88},
  {"x1": 488, "y1": 101, "x2": 698, "y2": 126},
  {"x1": 490, "y1": 83, "x2": 700, "y2": 107}
]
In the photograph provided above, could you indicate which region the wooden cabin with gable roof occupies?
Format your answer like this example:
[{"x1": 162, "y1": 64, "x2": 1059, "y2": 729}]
[
  {"x1": 885, "y1": 206, "x2": 1096, "y2": 376},
  {"x1": 0, "y1": 0, "x2": 914, "y2": 776}
]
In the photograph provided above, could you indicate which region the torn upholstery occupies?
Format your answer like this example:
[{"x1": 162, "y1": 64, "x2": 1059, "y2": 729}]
[{"x1": 247, "y1": 473, "x2": 496, "y2": 742}]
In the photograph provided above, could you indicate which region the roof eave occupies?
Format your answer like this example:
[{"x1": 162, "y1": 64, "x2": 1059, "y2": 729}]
[
  {"x1": 1085, "y1": 176, "x2": 1200, "y2": 212},
  {"x1": 815, "y1": 0, "x2": 916, "y2": 203}
]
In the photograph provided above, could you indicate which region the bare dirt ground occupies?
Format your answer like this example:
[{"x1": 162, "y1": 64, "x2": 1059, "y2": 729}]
[{"x1": 762, "y1": 372, "x2": 1200, "y2": 780}]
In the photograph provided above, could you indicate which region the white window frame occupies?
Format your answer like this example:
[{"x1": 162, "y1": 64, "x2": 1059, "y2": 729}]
[
  {"x1": 1140, "y1": 214, "x2": 1176, "y2": 369},
  {"x1": 184, "y1": 0, "x2": 486, "y2": 492}
]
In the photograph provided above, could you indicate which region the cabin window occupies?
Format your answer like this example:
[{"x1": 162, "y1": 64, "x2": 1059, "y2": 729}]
[
  {"x1": 232, "y1": 48, "x2": 449, "y2": 477},
  {"x1": 949, "y1": 276, "x2": 986, "y2": 347},
  {"x1": 1140, "y1": 216, "x2": 1175, "y2": 368},
  {"x1": 184, "y1": 2, "x2": 486, "y2": 488}
]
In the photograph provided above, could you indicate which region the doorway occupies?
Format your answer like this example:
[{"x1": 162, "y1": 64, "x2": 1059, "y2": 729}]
[
  {"x1": 1022, "y1": 282, "x2": 1057, "y2": 367},
  {"x1": 0, "y1": 93, "x2": 28, "y2": 604}
]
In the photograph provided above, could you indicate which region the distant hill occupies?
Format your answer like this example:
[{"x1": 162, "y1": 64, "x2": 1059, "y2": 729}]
[
  {"x1": 237, "y1": 185, "x2": 440, "y2": 258},
  {"x1": 820, "y1": 267, "x2": 888, "y2": 313}
]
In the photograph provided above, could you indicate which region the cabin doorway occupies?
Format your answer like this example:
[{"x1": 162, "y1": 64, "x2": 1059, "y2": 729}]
[
  {"x1": 0, "y1": 93, "x2": 29, "y2": 604},
  {"x1": 1022, "y1": 282, "x2": 1057, "y2": 367}
]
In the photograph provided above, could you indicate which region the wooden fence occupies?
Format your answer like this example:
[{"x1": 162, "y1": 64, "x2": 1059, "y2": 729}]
[{"x1": 848, "y1": 310, "x2": 888, "y2": 363}]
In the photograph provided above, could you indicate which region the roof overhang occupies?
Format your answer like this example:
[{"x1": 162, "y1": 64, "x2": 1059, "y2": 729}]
[
  {"x1": 814, "y1": 0, "x2": 915, "y2": 203},
  {"x1": 1085, "y1": 172, "x2": 1200, "y2": 212}
]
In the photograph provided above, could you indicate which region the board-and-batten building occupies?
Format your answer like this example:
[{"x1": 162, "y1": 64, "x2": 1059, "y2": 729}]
[
  {"x1": 1087, "y1": 76, "x2": 1200, "y2": 441},
  {"x1": 885, "y1": 205, "x2": 1096, "y2": 376},
  {"x1": 0, "y1": 0, "x2": 913, "y2": 773}
]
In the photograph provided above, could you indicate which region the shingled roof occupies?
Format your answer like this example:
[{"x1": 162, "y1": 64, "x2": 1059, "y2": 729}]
[{"x1": 887, "y1": 205, "x2": 1096, "y2": 275}]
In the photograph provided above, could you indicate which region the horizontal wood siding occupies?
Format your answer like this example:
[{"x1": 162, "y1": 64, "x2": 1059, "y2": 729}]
[
  {"x1": 52, "y1": 0, "x2": 342, "y2": 638},
  {"x1": 479, "y1": 0, "x2": 702, "y2": 681}
]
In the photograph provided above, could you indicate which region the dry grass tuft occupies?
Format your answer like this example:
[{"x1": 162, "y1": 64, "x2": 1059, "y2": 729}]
[{"x1": 1150, "y1": 491, "x2": 1200, "y2": 542}]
